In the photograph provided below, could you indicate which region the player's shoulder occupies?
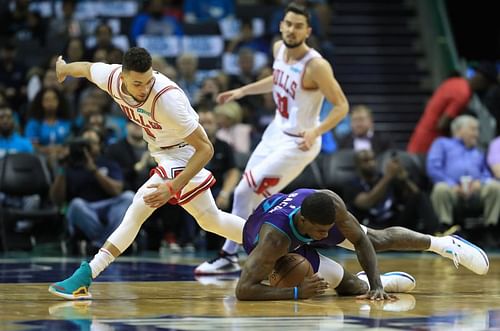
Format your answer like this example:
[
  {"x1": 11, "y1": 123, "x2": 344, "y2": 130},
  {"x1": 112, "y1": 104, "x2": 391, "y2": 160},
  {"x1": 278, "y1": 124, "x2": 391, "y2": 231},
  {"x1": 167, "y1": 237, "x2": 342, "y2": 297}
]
[
  {"x1": 272, "y1": 40, "x2": 284, "y2": 58},
  {"x1": 316, "y1": 189, "x2": 347, "y2": 209},
  {"x1": 151, "y1": 72, "x2": 182, "y2": 97},
  {"x1": 260, "y1": 222, "x2": 291, "y2": 248},
  {"x1": 92, "y1": 62, "x2": 121, "y2": 73},
  {"x1": 306, "y1": 56, "x2": 330, "y2": 72}
]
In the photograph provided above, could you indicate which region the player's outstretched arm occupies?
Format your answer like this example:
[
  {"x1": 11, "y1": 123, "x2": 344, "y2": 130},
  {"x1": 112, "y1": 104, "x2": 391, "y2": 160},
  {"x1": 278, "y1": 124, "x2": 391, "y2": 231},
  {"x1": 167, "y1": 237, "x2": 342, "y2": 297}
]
[
  {"x1": 236, "y1": 225, "x2": 327, "y2": 301},
  {"x1": 216, "y1": 75, "x2": 274, "y2": 104},
  {"x1": 331, "y1": 195, "x2": 390, "y2": 299},
  {"x1": 56, "y1": 55, "x2": 93, "y2": 83}
]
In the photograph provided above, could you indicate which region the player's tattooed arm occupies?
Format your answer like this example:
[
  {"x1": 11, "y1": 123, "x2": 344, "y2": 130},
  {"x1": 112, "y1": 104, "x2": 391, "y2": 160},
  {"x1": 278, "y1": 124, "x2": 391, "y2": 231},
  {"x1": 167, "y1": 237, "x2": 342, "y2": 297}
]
[
  {"x1": 320, "y1": 190, "x2": 385, "y2": 296},
  {"x1": 236, "y1": 225, "x2": 292, "y2": 301}
]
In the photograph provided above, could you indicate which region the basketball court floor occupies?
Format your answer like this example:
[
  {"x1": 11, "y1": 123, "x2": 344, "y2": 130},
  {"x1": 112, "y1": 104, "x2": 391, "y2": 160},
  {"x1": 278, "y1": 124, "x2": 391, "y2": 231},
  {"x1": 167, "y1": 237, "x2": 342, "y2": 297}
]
[{"x1": 1, "y1": 249, "x2": 499, "y2": 330}]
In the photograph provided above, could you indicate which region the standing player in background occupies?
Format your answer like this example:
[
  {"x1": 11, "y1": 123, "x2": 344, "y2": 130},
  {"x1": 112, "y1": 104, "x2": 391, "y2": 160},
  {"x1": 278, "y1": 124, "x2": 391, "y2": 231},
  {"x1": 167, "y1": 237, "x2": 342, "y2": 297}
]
[
  {"x1": 48, "y1": 47, "x2": 247, "y2": 300},
  {"x1": 196, "y1": 2, "x2": 349, "y2": 274}
]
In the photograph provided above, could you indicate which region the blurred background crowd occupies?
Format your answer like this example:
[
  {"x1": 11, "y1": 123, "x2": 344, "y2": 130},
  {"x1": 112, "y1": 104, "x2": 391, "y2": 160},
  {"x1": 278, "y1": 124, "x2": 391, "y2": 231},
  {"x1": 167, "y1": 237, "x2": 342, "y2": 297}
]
[{"x1": 1, "y1": 0, "x2": 500, "y2": 255}]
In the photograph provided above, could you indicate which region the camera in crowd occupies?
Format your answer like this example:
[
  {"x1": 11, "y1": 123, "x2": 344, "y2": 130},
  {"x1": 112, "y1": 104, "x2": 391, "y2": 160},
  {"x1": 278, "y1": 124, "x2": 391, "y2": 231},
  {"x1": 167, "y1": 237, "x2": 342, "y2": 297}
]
[{"x1": 66, "y1": 137, "x2": 91, "y2": 165}]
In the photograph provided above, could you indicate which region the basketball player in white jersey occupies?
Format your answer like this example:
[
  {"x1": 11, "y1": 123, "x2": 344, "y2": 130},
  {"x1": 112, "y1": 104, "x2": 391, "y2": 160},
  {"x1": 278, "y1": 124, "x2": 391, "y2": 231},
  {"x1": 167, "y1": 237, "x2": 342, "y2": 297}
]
[
  {"x1": 48, "y1": 47, "x2": 247, "y2": 299},
  {"x1": 196, "y1": 2, "x2": 350, "y2": 274}
]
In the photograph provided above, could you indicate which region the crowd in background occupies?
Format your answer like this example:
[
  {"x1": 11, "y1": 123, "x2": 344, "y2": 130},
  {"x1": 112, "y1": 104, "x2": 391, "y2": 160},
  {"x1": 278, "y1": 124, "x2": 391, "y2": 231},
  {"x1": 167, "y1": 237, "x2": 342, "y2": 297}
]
[{"x1": 1, "y1": 0, "x2": 500, "y2": 254}]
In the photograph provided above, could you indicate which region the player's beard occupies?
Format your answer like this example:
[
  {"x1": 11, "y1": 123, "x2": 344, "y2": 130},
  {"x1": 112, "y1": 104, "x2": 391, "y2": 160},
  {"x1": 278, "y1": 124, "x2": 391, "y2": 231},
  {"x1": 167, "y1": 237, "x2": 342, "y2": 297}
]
[{"x1": 283, "y1": 37, "x2": 304, "y2": 49}]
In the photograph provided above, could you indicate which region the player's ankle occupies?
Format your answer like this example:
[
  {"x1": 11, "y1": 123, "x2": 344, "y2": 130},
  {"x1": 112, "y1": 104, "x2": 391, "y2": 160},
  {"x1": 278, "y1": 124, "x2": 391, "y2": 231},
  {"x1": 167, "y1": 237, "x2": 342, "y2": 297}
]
[{"x1": 219, "y1": 250, "x2": 237, "y2": 257}]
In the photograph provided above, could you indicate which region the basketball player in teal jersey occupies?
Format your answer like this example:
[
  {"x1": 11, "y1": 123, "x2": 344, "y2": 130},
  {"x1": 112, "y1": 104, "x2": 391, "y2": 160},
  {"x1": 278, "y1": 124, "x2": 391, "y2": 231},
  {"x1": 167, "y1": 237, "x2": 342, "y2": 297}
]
[{"x1": 236, "y1": 188, "x2": 489, "y2": 300}]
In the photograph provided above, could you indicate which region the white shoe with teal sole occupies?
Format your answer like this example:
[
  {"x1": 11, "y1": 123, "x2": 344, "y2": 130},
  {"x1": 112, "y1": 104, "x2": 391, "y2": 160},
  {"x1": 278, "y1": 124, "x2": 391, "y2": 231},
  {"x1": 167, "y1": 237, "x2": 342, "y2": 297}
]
[{"x1": 48, "y1": 262, "x2": 93, "y2": 300}]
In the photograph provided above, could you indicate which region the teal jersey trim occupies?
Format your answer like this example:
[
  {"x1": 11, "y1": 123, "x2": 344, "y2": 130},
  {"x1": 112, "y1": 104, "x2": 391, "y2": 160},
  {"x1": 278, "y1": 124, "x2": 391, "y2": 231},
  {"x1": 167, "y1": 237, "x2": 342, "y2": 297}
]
[{"x1": 288, "y1": 207, "x2": 313, "y2": 243}]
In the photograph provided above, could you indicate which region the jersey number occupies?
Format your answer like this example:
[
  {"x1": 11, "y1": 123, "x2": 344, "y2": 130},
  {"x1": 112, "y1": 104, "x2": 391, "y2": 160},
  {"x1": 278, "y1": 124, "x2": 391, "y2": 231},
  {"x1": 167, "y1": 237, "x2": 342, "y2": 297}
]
[{"x1": 276, "y1": 93, "x2": 289, "y2": 119}]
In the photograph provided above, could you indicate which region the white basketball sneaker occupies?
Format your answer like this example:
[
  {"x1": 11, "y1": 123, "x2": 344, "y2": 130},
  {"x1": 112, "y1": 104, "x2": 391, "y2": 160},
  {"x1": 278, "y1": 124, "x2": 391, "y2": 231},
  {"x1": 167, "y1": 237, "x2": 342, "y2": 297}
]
[
  {"x1": 438, "y1": 235, "x2": 489, "y2": 275},
  {"x1": 194, "y1": 251, "x2": 241, "y2": 275},
  {"x1": 356, "y1": 271, "x2": 416, "y2": 293}
]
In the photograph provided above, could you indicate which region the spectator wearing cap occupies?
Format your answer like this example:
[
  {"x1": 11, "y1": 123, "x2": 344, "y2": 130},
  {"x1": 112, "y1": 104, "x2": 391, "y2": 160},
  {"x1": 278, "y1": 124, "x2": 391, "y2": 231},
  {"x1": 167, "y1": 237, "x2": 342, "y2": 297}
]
[{"x1": 407, "y1": 62, "x2": 498, "y2": 155}]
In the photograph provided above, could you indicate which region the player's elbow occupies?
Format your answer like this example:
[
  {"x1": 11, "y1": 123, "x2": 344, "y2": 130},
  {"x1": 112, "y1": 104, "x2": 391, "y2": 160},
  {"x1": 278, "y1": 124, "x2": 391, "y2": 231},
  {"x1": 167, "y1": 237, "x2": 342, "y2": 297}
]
[
  {"x1": 200, "y1": 140, "x2": 214, "y2": 163},
  {"x1": 235, "y1": 282, "x2": 253, "y2": 301},
  {"x1": 337, "y1": 100, "x2": 349, "y2": 118}
]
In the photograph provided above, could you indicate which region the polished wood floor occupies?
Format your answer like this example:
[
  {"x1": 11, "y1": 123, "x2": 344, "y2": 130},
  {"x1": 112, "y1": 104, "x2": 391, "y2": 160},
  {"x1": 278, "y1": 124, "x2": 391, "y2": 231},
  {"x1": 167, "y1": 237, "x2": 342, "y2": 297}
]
[{"x1": 1, "y1": 252, "x2": 499, "y2": 330}]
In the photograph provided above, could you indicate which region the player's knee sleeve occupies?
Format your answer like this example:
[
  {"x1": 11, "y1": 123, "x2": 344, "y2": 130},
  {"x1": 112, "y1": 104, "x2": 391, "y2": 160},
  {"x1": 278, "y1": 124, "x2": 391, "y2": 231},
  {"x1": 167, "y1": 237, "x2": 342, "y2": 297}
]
[{"x1": 318, "y1": 254, "x2": 344, "y2": 289}]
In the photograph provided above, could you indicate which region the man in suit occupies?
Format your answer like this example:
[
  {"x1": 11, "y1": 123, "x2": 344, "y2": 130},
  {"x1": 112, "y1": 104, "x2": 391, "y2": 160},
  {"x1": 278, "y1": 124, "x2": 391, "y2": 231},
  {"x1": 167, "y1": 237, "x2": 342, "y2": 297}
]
[{"x1": 337, "y1": 105, "x2": 392, "y2": 155}]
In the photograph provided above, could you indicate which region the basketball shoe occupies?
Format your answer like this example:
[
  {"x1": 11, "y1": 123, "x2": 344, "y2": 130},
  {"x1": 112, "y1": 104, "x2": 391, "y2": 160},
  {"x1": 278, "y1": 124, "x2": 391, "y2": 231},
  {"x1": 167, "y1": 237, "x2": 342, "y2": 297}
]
[
  {"x1": 356, "y1": 271, "x2": 416, "y2": 293},
  {"x1": 48, "y1": 262, "x2": 92, "y2": 300},
  {"x1": 437, "y1": 235, "x2": 489, "y2": 275},
  {"x1": 194, "y1": 251, "x2": 241, "y2": 274}
]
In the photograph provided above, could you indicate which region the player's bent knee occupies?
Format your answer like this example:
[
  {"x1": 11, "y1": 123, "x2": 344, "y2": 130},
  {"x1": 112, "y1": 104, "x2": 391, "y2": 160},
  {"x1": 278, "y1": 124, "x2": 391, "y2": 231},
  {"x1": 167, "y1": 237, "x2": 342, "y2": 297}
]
[{"x1": 67, "y1": 197, "x2": 87, "y2": 212}]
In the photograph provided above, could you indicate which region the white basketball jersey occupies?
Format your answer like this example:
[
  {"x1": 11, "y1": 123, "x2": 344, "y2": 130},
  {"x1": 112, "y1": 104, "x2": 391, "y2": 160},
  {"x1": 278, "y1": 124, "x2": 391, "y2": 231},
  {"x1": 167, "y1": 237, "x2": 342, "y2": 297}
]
[
  {"x1": 272, "y1": 44, "x2": 325, "y2": 135},
  {"x1": 90, "y1": 63, "x2": 199, "y2": 149}
]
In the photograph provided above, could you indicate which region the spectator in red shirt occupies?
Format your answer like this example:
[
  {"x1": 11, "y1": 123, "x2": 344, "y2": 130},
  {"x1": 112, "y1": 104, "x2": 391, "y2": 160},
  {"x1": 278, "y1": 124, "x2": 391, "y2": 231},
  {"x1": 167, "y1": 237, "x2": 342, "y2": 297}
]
[{"x1": 407, "y1": 63, "x2": 497, "y2": 155}]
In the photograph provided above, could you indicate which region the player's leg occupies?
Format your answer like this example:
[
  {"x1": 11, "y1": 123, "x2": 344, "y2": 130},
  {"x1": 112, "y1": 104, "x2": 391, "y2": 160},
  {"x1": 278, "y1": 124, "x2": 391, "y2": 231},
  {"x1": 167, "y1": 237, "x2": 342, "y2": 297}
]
[
  {"x1": 181, "y1": 189, "x2": 245, "y2": 244},
  {"x1": 195, "y1": 136, "x2": 276, "y2": 274},
  {"x1": 48, "y1": 174, "x2": 162, "y2": 300},
  {"x1": 103, "y1": 191, "x2": 135, "y2": 246},
  {"x1": 337, "y1": 225, "x2": 489, "y2": 275}
]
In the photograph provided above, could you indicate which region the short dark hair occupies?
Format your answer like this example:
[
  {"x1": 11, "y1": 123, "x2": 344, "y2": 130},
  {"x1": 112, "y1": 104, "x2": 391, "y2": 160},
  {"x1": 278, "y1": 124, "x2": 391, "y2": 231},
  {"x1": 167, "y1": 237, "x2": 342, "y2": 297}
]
[
  {"x1": 284, "y1": 2, "x2": 311, "y2": 27},
  {"x1": 301, "y1": 192, "x2": 335, "y2": 225},
  {"x1": 123, "y1": 47, "x2": 152, "y2": 73}
]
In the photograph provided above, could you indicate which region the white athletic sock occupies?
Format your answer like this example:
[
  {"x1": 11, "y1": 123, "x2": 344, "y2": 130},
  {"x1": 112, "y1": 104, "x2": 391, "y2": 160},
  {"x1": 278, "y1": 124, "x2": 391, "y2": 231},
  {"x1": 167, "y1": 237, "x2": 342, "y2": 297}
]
[
  {"x1": 426, "y1": 235, "x2": 446, "y2": 253},
  {"x1": 222, "y1": 240, "x2": 240, "y2": 255},
  {"x1": 89, "y1": 248, "x2": 115, "y2": 279}
]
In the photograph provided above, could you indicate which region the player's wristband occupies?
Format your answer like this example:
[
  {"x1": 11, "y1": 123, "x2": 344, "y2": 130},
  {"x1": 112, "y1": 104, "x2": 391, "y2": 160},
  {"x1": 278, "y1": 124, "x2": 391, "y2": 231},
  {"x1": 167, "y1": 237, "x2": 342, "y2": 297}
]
[
  {"x1": 293, "y1": 286, "x2": 299, "y2": 300},
  {"x1": 166, "y1": 181, "x2": 177, "y2": 195}
]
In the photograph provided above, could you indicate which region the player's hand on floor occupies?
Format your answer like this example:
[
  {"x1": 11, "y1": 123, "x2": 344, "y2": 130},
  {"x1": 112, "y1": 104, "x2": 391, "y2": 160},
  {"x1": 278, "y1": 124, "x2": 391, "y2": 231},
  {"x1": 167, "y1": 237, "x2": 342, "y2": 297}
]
[
  {"x1": 298, "y1": 274, "x2": 329, "y2": 299},
  {"x1": 143, "y1": 183, "x2": 172, "y2": 208},
  {"x1": 356, "y1": 287, "x2": 398, "y2": 301}
]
